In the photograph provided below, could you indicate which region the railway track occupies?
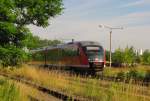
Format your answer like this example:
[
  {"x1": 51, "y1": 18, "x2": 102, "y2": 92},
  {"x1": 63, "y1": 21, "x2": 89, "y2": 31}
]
[
  {"x1": 0, "y1": 67, "x2": 150, "y2": 101},
  {"x1": 46, "y1": 68, "x2": 150, "y2": 87},
  {"x1": 35, "y1": 65, "x2": 150, "y2": 87},
  {"x1": 0, "y1": 72, "x2": 86, "y2": 101},
  {"x1": 65, "y1": 76, "x2": 150, "y2": 97}
]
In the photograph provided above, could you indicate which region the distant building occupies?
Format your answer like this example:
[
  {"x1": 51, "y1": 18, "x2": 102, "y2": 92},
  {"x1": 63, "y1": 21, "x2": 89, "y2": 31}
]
[
  {"x1": 139, "y1": 49, "x2": 143, "y2": 55},
  {"x1": 135, "y1": 49, "x2": 143, "y2": 56}
]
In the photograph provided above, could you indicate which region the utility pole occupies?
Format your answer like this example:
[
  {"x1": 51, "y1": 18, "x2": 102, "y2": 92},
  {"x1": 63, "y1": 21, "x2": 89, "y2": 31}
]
[
  {"x1": 109, "y1": 30, "x2": 112, "y2": 67},
  {"x1": 99, "y1": 24, "x2": 123, "y2": 67}
]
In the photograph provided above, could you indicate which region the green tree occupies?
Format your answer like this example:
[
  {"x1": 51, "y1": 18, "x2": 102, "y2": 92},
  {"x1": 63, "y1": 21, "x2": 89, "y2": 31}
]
[
  {"x1": 22, "y1": 33, "x2": 41, "y2": 49},
  {"x1": 141, "y1": 50, "x2": 150, "y2": 65},
  {"x1": 37, "y1": 39, "x2": 61, "y2": 47},
  {"x1": 135, "y1": 52, "x2": 141, "y2": 64},
  {"x1": 0, "y1": 0, "x2": 63, "y2": 67},
  {"x1": 0, "y1": 0, "x2": 63, "y2": 46},
  {"x1": 112, "y1": 48, "x2": 124, "y2": 66},
  {"x1": 23, "y1": 34, "x2": 61, "y2": 49},
  {"x1": 105, "y1": 50, "x2": 110, "y2": 61},
  {"x1": 123, "y1": 46, "x2": 136, "y2": 66}
]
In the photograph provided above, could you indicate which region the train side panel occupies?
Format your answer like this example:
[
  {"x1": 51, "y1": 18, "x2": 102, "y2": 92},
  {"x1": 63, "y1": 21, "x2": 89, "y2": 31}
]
[
  {"x1": 29, "y1": 41, "x2": 105, "y2": 72},
  {"x1": 45, "y1": 44, "x2": 81, "y2": 67}
]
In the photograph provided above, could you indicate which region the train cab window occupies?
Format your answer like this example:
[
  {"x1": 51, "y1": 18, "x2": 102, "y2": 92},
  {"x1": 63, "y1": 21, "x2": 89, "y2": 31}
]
[{"x1": 85, "y1": 46, "x2": 104, "y2": 61}]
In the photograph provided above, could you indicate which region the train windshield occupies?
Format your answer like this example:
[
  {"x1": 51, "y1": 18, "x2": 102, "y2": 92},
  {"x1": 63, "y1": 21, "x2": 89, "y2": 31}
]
[{"x1": 85, "y1": 46, "x2": 104, "y2": 61}]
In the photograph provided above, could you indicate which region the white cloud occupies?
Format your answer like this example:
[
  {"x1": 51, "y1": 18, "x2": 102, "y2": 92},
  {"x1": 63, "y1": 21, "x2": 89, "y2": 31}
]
[
  {"x1": 28, "y1": 12, "x2": 150, "y2": 50},
  {"x1": 107, "y1": 12, "x2": 150, "y2": 27},
  {"x1": 28, "y1": 0, "x2": 150, "y2": 50},
  {"x1": 122, "y1": 0, "x2": 150, "y2": 7}
]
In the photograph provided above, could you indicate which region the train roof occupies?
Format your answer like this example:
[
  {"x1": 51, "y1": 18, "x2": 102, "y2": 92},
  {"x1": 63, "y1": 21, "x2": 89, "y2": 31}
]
[
  {"x1": 30, "y1": 41, "x2": 102, "y2": 53},
  {"x1": 66, "y1": 41, "x2": 101, "y2": 47},
  {"x1": 74, "y1": 41, "x2": 101, "y2": 46}
]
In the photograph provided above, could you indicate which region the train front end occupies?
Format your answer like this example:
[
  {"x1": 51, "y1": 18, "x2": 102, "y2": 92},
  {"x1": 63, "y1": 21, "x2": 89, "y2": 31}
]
[
  {"x1": 86, "y1": 46, "x2": 104, "y2": 71},
  {"x1": 81, "y1": 41, "x2": 105, "y2": 71}
]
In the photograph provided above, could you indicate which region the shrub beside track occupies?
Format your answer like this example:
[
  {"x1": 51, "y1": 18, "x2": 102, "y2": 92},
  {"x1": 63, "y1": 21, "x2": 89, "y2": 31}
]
[
  {"x1": 0, "y1": 72, "x2": 84, "y2": 101},
  {"x1": 0, "y1": 65, "x2": 150, "y2": 101}
]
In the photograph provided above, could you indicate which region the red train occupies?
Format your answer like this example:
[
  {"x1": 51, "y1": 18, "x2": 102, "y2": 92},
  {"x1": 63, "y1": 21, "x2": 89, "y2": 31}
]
[{"x1": 30, "y1": 41, "x2": 105, "y2": 73}]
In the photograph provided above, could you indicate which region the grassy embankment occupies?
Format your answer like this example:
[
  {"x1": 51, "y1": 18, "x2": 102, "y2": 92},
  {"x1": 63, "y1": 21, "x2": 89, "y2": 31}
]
[
  {"x1": 0, "y1": 75, "x2": 60, "y2": 101},
  {"x1": 103, "y1": 65, "x2": 150, "y2": 76},
  {"x1": 103, "y1": 65, "x2": 150, "y2": 81},
  {"x1": 0, "y1": 76, "x2": 26, "y2": 101},
  {"x1": 0, "y1": 65, "x2": 150, "y2": 101}
]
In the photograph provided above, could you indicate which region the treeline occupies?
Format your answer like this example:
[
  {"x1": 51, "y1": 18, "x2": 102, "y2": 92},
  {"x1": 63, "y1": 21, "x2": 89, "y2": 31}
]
[
  {"x1": 0, "y1": 0, "x2": 63, "y2": 67},
  {"x1": 0, "y1": 33, "x2": 61, "y2": 67},
  {"x1": 106, "y1": 47, "x2": 150, "y2": 67},
  {"x1": 23, "y1": 33, "x2": 61, "y2": 49}
]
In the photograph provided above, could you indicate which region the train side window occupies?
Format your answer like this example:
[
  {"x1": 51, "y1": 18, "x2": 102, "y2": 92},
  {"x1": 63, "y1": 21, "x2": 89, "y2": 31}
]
[{"x1": 77, "y1": 48, "x2": 80, "y2": 56}]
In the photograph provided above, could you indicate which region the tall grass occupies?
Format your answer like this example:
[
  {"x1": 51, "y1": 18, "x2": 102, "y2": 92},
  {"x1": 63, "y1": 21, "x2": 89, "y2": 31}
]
[
  {"x1": 0, "y1": 65, "x2": 150, "y2": 101},
  {"x1": 0, "y1": 78, "x2": 21, "y2": 101},
  {"x1": 103, "y1": 65, "x2": 150, "y2": 77}
]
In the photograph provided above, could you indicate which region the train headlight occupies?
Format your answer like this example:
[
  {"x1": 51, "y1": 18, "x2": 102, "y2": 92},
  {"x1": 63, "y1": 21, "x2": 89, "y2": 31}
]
[{"x1": 95, "y1": 58, "x2": 99, "y2": 61}]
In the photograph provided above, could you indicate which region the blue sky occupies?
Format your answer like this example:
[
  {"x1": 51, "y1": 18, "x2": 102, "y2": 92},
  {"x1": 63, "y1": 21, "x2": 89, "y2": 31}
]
[{"x1": 29, "y1": 0, "x2": 150, "y2": 50}]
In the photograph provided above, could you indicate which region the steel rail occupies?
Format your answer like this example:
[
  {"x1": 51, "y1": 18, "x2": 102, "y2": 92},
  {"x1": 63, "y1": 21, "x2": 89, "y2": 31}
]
[{"x1": 0, "y1": 72, "x2": 86, "y2": 101}]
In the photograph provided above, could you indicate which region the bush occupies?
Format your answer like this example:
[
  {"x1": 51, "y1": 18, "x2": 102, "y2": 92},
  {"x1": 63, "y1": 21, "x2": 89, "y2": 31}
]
[
  {"x1": 141, "y1": 50, "x2": 150, "y2": 65},
  {"x1": 116, "y1": 70, "x2": 146, "y2": 81},
  {"x1": 126, "y1": 70, "x2": 138, "y2": 79},
  {"x1": 0, "y1": 45, "x2": 29, "y2": 67},
  {"x1": 144, "y1": 70, "x2": 150, "y2": 82},
  {"x1": 112, "y1": 46, "x2": 137, "y2": 67},
  {"x1": 116, "y1": 71, "x2": 126, "y2": 80},
  {"x1": 112, "y1": 48, "x2": 124, "y2": 67}
]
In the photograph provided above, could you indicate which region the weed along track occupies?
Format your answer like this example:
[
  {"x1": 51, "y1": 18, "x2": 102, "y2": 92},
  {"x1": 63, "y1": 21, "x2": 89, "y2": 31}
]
[
  {"x1": 0, "y1": 75, "x2": 61, "y2": 101},
  {"x1": 0, "y1": 72, "x2": 83, "y2": 101},
  {"x1": 33, "y1": 65, "x2": 150, "y2": 87},
  {"x1": 0, "y1": 65, "x2": 150, "y2": 101},
  {"x1": 67, "y1": 76, "x2": 150, "y2": 98}
]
